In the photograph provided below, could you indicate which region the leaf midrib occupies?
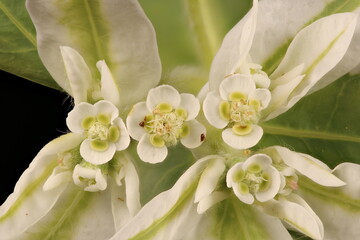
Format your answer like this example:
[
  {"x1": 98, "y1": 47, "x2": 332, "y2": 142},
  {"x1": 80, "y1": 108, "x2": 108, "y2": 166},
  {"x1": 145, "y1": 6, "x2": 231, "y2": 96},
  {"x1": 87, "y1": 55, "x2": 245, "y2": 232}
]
[
  {"x1": 83, "y1": 0, "x2": 103, "y2": 60},
  {"x1": 262, "y1": 124, "x2": 360, "y2": 143},
  {"x1": 0, "y1": 2, "x2": 36, "y2": 46}
]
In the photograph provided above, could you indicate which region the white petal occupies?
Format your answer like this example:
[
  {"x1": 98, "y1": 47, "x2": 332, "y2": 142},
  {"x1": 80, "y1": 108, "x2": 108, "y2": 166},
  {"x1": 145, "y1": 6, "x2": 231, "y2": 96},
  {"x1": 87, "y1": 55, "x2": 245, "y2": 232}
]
[
  {"x1": 126, "y1": 102, "x2": 150, "y2": 141},
  {"x1": 197, "y1": 82, "x2": 210, "y2": 102},
  {"x1": 80, "y1": 139, "x2": 116, "y2": 165},
  {"x1": 137, "y1": 134, "x2": 168, "y2": 163},
  {"x1": 60, "y1": 46, "x2": 93, "y2": 104},
  {"x1": 243, "y1": 153, "x2": 272, "y2": 170},
  {"x1": 194, "y1": 158, "x2": 226, "y2": 203},
  {"x1": 255, "y1": 166, "x2": 281, "y2": 202},
  {"x1": 66, "y1": 102, "x2": 94, "y2": 133},
  {"x1": 271, "y1": 13, "x2": 357, "y2": 109},
  {"x1": 26, "y1": 0, "x2": 161, "y2": 106},
  {"x1": 43, "y1": 167, "x2": 72, "y2": 191},
  {"x1": 209, "y1": 0, "x2": 258, "y2": 91},
  {"x1": 275, "y1": 146, "x2": 345, "y2": 187},
  {"x1": 94, "y1": 100, "x2": 119, "y2": 122},
  {"x1": 203, "y1": 91, "x2": 228, "y2": 129},
  {"x1": 261, "y1": 198, "x2": 323, "y2": 240},
  {"x1": 146, "y1": 85, "x2": 181, "y2": 110},
  {"x1": 112, "y1": 118, "x2": 130, "y2": 151},
  {"x1": 226, "y1": 162, "x2": 243, "y2": 188},
  {"x1": 219, "y1": 74, "x2": 255, "y2": 100},
  {"x1": 222, "y1": 125, "x2": 263, "y2": 149},
  {"x1": 249, "y1": 88, "x2": 271, "y2": 110},
  {"x1": 180, "y1": 120, "x2": 206, "y2": 149},
  {"x1": 97, "y1": 60, "x2": 121, "y2": 108},
  {"x1": 0, "y1": 134, "x2": 82, "y2": 239},
  {"x1": 233, "y1": 187, "x2": 254, "y2": 205},
  {"x1": 178, "y1": 93, "x2": 200, "y2": 120}
]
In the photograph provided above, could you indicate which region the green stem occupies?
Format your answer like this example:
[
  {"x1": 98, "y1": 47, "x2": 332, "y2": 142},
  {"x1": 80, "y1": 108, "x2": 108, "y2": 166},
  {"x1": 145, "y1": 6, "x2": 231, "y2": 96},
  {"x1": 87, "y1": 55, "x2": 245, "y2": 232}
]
[{"x1": 183, "y1": 0, "x2": 222, "y2": 69}]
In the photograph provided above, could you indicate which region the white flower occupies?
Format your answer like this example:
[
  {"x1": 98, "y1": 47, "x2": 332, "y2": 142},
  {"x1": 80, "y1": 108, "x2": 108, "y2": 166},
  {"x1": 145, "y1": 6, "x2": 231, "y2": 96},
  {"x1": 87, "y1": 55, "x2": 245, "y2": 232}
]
[
  {"x1": 203, "y1": 74, "x2": 270, "y2": 149},
  {"x1": 72, "y1": 164, "x2": 107, "y2": 192},
  {"x1": 127, "y1": 85, "x2": 206, "y2": 163},
  {"x1": 226, "y1": 154, "x2": 281, "y2": 204},
  {"x1": 66, "y1": 100, "x2": 130, "y2": 165},
  {"x1": 203, "y1": 0, "x2": 357, "y2": 150}
]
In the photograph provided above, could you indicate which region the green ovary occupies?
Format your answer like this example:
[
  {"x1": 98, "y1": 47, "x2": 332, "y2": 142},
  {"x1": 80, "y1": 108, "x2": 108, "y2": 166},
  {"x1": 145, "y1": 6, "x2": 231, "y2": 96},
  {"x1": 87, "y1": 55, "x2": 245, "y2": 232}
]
[{"x1": 234, "y1": 166, "x2": 269, "y2": 196}]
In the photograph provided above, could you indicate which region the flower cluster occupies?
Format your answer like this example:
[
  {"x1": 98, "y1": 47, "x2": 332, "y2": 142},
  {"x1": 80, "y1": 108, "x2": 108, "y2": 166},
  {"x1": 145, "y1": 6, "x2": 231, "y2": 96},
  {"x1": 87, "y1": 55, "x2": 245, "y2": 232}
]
[{"x1": 1, "y1": 0, "x2": 360, "y2": 239}]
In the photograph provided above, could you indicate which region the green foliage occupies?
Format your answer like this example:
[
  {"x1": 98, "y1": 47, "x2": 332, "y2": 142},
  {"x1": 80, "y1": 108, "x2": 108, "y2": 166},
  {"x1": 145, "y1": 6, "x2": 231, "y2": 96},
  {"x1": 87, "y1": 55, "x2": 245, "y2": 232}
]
[
  {"x1": 259, "y1": 74, "x2": 360, "y2": 168},
  {"x1": 0, "y1": 0, "x2": 58, "y2": 89}
]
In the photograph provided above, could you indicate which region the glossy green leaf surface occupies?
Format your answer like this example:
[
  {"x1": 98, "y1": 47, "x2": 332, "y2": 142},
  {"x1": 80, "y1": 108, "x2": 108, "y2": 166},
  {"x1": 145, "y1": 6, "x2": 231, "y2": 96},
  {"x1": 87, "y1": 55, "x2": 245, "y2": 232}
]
[
  {"x1": 0, "y1": 0, "x2": 58, "y2": 89},
  {"x1": 259, "y1": 74, "x2": 360, "y2": 168}
]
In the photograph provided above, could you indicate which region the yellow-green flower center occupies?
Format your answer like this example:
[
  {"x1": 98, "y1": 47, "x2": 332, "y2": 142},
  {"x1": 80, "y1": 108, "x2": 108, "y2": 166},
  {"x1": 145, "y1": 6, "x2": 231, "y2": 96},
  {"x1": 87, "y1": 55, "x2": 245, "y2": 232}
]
[
  {"x1": 219, "y1": 91, "x2": 261, "y2": 136},
  {"x1": 141, "y1": 102, "x2": 188, "y2": 147},
  {"x1": 233, "y1": 163, "x2": 270, "y2": 195},
  {"x1": 82, "y1": 114, "x2": 120, "y2": 151}
]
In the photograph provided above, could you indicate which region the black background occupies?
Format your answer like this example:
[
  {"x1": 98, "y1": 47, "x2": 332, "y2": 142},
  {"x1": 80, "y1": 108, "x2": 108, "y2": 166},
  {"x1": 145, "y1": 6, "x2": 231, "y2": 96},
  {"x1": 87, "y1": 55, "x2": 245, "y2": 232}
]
[{"x1": 0, "y1": 70, "x2": 72, "y2": 204}]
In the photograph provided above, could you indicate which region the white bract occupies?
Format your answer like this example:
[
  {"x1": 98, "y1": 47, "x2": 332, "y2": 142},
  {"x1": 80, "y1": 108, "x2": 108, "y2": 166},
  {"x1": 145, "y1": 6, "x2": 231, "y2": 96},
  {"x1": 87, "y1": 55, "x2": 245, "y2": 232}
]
[
  {"x1": 226, "y1": 154, "x2": 281, "y2": 204},
  {"x1": 0, "y1": 0, "x2": 159, "y2": 238},
  {"x1": 67, "y1": 100, "x2": 130, "y2": 165},
  {"x1": 127, "y1": 85, "x2": 206, "y2": 163},
  {"x1": 203, "y1": 74, "x2": 270, "y2": 149},
  {"x1": 203, "y1": 0, "x2": 357, "y2": 149}
]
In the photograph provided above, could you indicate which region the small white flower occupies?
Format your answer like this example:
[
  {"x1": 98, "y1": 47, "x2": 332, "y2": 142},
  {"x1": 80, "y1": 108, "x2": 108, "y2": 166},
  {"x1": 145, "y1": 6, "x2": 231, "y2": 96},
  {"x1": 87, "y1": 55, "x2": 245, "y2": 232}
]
[
  {"x1": 203, "y1": 74, "x2": 271, "y2": 149},
  {"x1": 66, "y1": 100, "x2": 130, "y2": 165},
  {"x1": 226, "y1": 154, "x2": 281, "y2": 204},
  {"x1": 238, "y1": 62, "x2": 270, "y2": 88},
  {"x1": 72, "y1": 164, "x2": 107, "y2": 192},
  {"x1": 127, "y1": 85, "x2": 206, "y2": 163}
]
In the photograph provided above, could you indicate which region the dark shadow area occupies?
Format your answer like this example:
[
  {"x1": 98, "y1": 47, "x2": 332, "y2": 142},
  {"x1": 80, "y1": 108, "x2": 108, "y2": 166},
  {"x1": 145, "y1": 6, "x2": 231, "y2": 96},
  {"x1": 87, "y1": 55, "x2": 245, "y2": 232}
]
[{"x1": 0, "y1": 71, "x2": 72, "y2": 204}]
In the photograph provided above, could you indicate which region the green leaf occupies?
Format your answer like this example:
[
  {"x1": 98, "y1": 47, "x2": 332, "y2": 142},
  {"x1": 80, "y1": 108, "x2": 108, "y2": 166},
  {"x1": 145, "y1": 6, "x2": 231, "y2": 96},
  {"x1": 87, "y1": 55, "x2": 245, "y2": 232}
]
[
  {"x1": 128, "y1": 143, "x2": 196, "y2": 205},
  {"x1": 0, "y1": 0, "x2": 59, "y2": 89},
  {"x1": 211, "y1": 196, "x2": 292, "y2": 240},
  {"x1": 259, "y1": 74, "x2": 360, "y2": 168}
]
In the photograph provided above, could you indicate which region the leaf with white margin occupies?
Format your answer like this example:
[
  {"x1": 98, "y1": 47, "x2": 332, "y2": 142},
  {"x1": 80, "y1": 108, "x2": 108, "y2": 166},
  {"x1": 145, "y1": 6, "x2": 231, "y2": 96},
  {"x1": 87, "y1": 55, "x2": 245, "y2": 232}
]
[
  {"x1": 60, "y1": 46, "x2": 93, "y2": 105},
  {"x1": 111, "y1": 155, "x2": 292, "y2": 240},
  {"x1": 269, "y1": 146, "x2": 345, "y2": 187},
  {"x1": 110, "y1": 155, "x2": 214, "y2": 240},
  {"x1": 264, "y1": 64, "x2": 305, "y2": 120},
  {"x1": 194, "y1": 158, "x2": 225, "y2": 203},
  {"x1": 298, "y1": 162, "x2": 360, "y2": 240},
  {"x1": 21, "y1": 183, "x2": 116, "y2": 240},
  {"x1": 209, "y1": 0, "x2": 258, "y2": 91},
  {"x1": 268, "y1": 13, "x2": 357, "y2": 120},
  {"x1": 209, "y1": 196, "x2": 293, "y2": 240},
  {"x1": 260, "y1": 196, "x2": 323, "y2": 240},
  {"x1": 26, "y1": 0, "x2": 161, "y2": 108},
  {"x1": 0, "y1": 133, "x2": 83, "y2": 239},
  {"x1": 253, "y1": 0, "x2": 360, "y2": 92},
  {"x1": 114, "y1": 152, "x2": 141, "y2": 219},
  {"x1": 97, "y1": 60, "x2": 121, "y2": 108}
]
